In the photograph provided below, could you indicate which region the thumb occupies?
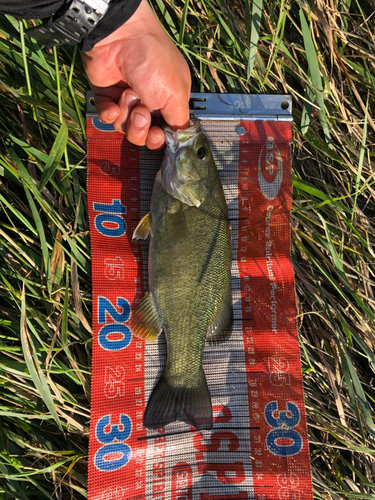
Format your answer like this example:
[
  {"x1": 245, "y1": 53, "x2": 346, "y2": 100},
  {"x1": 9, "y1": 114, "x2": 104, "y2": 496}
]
[{"x1": 159, "y1": 89, "x2": 191, "y2": 130}]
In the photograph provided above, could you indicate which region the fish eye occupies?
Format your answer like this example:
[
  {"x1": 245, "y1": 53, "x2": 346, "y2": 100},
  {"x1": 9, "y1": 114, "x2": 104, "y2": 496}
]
[{"x1": 197, "y1": 147, "x2": 206, "y2": 160}]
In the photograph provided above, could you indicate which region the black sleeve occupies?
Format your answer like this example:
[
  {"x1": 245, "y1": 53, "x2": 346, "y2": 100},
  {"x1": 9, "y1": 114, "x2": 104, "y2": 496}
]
[
  {"x1": 0, "y1": 1, "x2": 66, "y2": 19},
  {"x1": 0, "y1": 0, "x2": 142, "y2": 51}
]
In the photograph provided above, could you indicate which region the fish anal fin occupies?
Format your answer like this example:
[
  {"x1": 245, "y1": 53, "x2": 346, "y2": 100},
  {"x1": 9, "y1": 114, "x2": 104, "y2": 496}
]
[
  {"x1": 133, "y1": 212, "x2": 151, "y2": 240},
  {"x1": 143, "y1": 368, "x2": 212, "y2": 430},
  {"x1": 206, "y1": 284, "x2": 233, "y2": 343},
  {"x1": 129, "y1": 291, "x2": 162, "y2": 341}
]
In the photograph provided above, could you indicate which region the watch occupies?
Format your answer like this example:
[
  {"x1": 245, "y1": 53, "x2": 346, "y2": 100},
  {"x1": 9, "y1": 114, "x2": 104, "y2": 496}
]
[{"x1": 27, "y1": 0, "x2": 111, "y2": 47}]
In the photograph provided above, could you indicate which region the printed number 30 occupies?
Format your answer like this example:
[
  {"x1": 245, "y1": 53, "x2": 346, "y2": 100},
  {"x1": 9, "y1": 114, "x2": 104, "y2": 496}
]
[
  {"x1": 264, "y1": 401, "x2": 302, "y2": 457},
  {"x1": 94, "y1": 414, "x2": 131, "y2": 472}
]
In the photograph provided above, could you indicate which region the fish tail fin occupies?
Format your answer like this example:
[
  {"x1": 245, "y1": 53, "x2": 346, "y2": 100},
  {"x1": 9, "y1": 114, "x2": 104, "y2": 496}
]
[{"x1": 143, "y1": 368, "x2": 212, "y2": 431}]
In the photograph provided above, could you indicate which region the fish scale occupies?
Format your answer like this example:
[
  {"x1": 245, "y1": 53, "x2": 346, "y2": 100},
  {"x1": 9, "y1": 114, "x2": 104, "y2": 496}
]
[{"x1": 130, "y1": 119, "x2": 232, "y2": 430}]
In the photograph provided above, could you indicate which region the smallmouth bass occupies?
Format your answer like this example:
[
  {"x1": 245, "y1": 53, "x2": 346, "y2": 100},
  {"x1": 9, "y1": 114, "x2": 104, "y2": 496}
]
[{"x1": 130, "y1": 120, "x2": 232, "y2": 430}]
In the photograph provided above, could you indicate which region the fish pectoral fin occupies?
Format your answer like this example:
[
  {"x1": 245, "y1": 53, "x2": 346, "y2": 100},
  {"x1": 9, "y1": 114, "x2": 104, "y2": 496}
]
[
  {"x1": 133, "y1": 212, "x2": 151, "y2": 240},
  {"x1": 166, "y1": 201, "x2": 188, "y2": 239},
  {"x1": 143, "y1": 368, "x2": 212, "y2": 430},
  {"x1": 206, "y1": 284, "x2": 233, "y2": 343},
  {"x1": 129, "y1": 291, "x2": 162, "y2": 341}
]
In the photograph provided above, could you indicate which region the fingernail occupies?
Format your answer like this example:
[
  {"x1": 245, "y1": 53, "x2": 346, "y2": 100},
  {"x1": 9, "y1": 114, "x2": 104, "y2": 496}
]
[
  {"x1": 149, "y1": 131, "x2": 162, "y2": 144},
  {"x1": 133, "y1": 113, "x2": 148, "y2": 129},
  {"x1": 124, "y1": 93, "x2": 138, "y2": 106}
]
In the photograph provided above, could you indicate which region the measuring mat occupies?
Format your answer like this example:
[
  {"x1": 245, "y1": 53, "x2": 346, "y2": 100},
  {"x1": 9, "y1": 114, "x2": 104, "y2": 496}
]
[{"x1": 86, "y1": 93, "x2": 313, "y2": 500}]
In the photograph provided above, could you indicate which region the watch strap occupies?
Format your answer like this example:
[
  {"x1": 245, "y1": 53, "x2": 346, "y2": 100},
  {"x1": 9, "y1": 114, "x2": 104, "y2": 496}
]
[{"x1": 27, "y1": 0, "x2": 111, "y2": 47}]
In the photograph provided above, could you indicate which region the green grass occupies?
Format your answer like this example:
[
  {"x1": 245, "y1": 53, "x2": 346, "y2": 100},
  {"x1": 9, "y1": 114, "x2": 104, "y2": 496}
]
[{"x1": 1, "y1": 1, "x2": 375, "y2": 498}]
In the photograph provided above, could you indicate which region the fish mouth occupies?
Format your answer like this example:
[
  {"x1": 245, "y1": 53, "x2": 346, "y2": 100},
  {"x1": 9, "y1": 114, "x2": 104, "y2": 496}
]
[
  {"x1": 178, "y1": 172, "x2": 200, "y2": 182},
  {"x1": 161, "y1": 119, "x2": 205, "y2": 207},
  {"x1": 163, "y1": 119, "x2": 201, "y2": 153}
]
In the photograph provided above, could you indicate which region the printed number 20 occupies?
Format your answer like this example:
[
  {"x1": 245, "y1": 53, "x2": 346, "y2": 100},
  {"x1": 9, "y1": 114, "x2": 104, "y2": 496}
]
[
  {"x1": 264, "y1": 401, "x2": 302, "y2": 457},
  {"x1": 97, "y1": 296, "x2": 131, "y2": 352}
]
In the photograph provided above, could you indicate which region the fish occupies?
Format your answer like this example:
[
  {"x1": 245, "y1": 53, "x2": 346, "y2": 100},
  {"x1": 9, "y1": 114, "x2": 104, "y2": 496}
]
[{"x1": 130, "y1": 119, "x2": 232, "y2": 430}]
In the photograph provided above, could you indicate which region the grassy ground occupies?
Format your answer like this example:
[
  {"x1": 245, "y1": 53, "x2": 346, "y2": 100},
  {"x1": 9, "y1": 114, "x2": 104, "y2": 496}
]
[{"x1": 0, "y1": 0, "x2": 374, "y2": 498}]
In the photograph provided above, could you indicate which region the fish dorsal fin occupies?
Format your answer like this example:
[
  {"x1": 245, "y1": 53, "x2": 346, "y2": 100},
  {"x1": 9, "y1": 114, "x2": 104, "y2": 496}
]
[
  {"x1": 206, "y1": 284, "x2": 232, "y2": 343},
  {"x1": 133, "y1": 212, "x2": 151, "y2": 240},
  {"x1": 129, "y1": 291, "x2": 162, "y2": 341}
]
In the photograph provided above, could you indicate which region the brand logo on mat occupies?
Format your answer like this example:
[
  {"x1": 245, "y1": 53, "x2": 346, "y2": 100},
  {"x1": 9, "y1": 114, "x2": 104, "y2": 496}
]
[
  {"x1": 99, "y1": 161, "x2": 120, "y2": 176},
  {"x1": 258, "y1": 137, "x2": 283, "y2": 200},
  {"x1": 171, "y1": 462, "x2": 193, "y2": 500}
]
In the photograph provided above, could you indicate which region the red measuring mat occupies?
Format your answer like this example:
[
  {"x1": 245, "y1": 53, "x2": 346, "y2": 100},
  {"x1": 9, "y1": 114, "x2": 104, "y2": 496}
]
[{"x1": 86, "y1": 117, "x2": 313, "y2": 500}]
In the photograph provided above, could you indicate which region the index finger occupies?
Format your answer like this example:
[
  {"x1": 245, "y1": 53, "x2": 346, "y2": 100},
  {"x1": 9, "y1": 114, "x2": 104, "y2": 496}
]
[{"x1": 90, "y1": 84, "x2": 128, "y2": 123}]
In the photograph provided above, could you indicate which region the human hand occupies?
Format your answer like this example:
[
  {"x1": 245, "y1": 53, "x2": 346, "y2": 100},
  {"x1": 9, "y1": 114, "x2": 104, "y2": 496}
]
[{"x1": 81, "y1": 0, "x2": 191, "y2": 149}]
